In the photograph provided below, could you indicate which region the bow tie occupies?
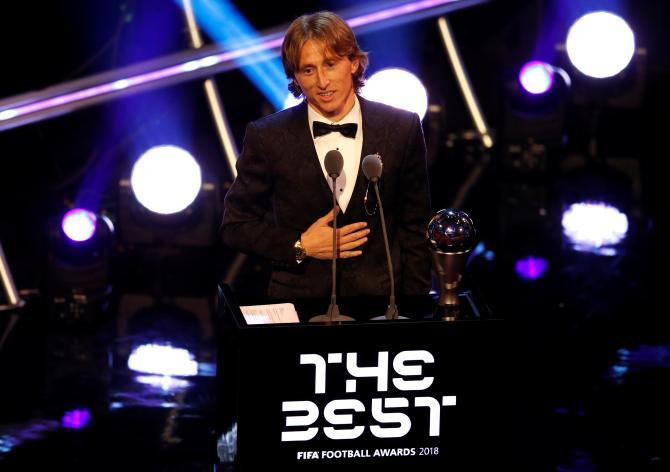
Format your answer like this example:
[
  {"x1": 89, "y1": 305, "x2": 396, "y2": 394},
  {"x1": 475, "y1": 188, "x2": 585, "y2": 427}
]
[{"x1": 313, "y1": 121, "x2": 358, "y2": 139}]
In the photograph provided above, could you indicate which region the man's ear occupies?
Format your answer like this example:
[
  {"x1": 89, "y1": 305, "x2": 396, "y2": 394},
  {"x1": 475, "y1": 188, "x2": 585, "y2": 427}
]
[{"x1": 350, "y1": 58, "x2": 360, "y2": 75}]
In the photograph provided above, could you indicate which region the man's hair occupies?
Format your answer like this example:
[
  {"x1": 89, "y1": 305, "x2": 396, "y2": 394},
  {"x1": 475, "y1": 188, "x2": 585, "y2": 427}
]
[{"x1": 282, "y1": 11, "x2": 369, "y2": 98}]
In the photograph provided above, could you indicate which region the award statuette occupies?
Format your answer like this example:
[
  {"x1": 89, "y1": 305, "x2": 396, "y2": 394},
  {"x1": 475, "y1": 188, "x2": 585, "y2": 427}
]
[{"x1": 427, "y1": 209, "x2": 477, "y2": 321}]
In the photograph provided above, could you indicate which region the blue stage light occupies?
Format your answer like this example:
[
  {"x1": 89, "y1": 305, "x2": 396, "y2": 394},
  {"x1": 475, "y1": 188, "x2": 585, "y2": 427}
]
[{"x1": 182, "y1": 0, "x2": 288, "y2": 109}]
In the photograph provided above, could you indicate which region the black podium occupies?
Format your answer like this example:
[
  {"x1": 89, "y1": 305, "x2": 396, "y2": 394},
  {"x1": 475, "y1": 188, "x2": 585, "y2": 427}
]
[{"x1": 215, "y1": 285, "x2": 509, "y2": 471}]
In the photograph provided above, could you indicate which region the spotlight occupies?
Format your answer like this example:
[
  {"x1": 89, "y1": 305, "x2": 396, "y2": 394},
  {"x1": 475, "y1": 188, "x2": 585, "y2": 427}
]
[
  {"x1": 566, "y1": 11, "x2": 635, "y2": 79},
  {"x1": 46, "y1": 208, "x2": 114, "y2": 324},
  {"x1": 127, "y1": 343, "x2": 198, "y2": 377},
  {"x1": 557, "y1": 159, "x2": 635, "y2": 256},
  {"x1": 557, "y1": 11, "x2": 645, "y2": 110},
  {"x1": 515, "y1": 255, "x2": 549, "y2": 280},
  {"x1": 118, "y1": 146, "x2": 219, "y2": 247},
  {"x1": 61, "y1": 208, "x2": 98, "y2": 243},
  {"x1": 117, "y1": 145, "x2": 220, "y2": 342},
  {"x1": 507, "y1": 60, "x2": 570, "y2": 116},
  {"x1": 502, "y1": 61, "x2": 570, "y2": 174},
  {"x1": 561, "y1": 202, "x2": 629, "y2": 255},
  {"x1": 130, "y1": 145, "x2": 202, "y2": 215},
  {"x1": 49, "y1": 209, "x2": 114, "y2": 264},
  {"x1": 518, "y1": 61, "x2": 555, "y2": 95},
  {"x1": 361, "y1": 68, "x2": 428, "y2": 119},
  {"x1": 61, "y1": 408, "x2": 91, "y2": 430}
]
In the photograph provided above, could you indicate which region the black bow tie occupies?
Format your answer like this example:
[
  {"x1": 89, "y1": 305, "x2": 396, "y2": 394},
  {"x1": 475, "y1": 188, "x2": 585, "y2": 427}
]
[{"x1": 313, "y1": 121, "x2": 358, "y2": 139}]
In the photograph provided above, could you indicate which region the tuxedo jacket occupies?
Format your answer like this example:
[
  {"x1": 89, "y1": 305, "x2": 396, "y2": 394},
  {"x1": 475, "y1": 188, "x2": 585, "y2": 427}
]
[{"x1": 221, "y1": 95, "x2": 432, "y2": 300}]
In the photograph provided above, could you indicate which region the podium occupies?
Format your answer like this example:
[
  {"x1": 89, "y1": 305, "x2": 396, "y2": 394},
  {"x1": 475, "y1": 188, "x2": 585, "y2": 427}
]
[{"x1": 215, "y1": 284, "x2": 509, "y2": 471}]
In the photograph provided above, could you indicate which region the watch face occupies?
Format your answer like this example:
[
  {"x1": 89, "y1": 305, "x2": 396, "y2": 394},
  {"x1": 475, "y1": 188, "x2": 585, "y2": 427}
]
[{"x1": 295, "y1": 241, "x2": 307, "y2": 261}]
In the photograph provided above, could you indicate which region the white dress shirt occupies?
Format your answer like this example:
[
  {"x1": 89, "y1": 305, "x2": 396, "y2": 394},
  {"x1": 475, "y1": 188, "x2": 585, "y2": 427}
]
[{"x1": 307, "y1": 95, "x2": 363, "y2": 213}]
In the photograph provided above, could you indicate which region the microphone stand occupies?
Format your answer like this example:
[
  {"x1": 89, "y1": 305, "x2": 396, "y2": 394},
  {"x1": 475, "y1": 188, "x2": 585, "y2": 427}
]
[
  {"x1": 309, "y1": 173, "x2": 354, "y2": 324},
  {"x1": 369, "y1": 180, "x2": 406, "y2": 321}
]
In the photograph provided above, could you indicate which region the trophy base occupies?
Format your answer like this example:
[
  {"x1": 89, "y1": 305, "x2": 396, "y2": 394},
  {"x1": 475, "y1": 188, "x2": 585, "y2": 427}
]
[{"x1": 434, "y1": 304, "x2": 460, "y2": 321}]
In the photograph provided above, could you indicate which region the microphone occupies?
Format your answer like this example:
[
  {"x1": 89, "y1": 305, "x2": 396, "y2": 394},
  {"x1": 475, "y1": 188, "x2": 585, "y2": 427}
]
[
  {"x1": 324, "y1": 149, "x2": 344, "y2": 178},
  {"x1": 310, "y1": 150, "x2": 354, "y2": 324},
  {"x1": 362, "y1": 154, "x2": 402, "y2": 320},
  {"x1": 361, "y1": 153, "x2": 382, "y2": 182}
]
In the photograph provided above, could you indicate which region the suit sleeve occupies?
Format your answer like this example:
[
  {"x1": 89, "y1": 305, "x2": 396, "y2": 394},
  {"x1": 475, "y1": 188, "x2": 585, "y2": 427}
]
[
  {"x1": 396, "y1": 113, "x2": 432, "y2": 295},
  {"x1": 220, "y1": 122, "x2": 300, "y2": 266}
]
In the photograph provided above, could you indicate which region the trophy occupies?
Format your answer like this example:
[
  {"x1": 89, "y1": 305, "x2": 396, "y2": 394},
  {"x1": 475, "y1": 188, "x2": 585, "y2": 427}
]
[{"x1": 427, "y1": 209, "x2": 477, "y2": 321}]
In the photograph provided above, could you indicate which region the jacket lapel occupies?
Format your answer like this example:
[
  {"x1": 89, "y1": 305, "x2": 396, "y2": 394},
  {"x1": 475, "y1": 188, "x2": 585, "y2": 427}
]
[
  {"x1": 288, "y1": 102, "x2": 334, "y2": 211},
  {"x1": 342, "y1": 96, "x2": 387, "y2": 224}
]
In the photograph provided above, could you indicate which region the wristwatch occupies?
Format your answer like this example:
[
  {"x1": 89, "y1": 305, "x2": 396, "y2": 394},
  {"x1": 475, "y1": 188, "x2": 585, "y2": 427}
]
[{"x1": 294, "y1": 238, "x2": 307, "y2": 263}]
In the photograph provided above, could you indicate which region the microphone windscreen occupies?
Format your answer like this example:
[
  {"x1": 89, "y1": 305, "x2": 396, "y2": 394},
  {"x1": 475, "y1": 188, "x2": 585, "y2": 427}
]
[
  {"x1": 362, "y1": 154, "x2": 383, "y2": 181},
  {"x1": 324, "y1": 150, "x2": 344, "y2": 177}
]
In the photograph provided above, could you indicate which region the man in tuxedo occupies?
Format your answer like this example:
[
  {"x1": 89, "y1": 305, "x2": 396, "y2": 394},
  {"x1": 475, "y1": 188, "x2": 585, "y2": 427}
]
[{"x1": 222, "y1": 11, "x2": 431, "y2": 300}]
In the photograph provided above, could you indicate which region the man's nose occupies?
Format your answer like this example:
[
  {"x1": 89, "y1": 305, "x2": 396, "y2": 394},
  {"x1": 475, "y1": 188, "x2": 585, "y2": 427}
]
[{"x1": 316, "y1": 69, "x2": 329, "y2": 88}]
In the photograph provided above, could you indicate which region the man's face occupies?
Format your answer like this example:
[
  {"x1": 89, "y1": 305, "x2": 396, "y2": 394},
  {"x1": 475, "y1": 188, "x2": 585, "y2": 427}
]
[{"x1": 294, "y1": 39, "x2": 359, "y2": 122}]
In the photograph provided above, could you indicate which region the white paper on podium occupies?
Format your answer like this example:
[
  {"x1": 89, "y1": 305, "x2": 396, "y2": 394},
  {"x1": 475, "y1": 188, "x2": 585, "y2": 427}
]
[{"x1": 239, "y1": 303, "x2": 300, "y2": 324}]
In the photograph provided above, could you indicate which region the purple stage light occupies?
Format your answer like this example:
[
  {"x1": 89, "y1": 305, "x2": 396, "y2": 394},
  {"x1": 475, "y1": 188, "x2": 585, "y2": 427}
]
[
  {"x1": 515, "y1": 256, "x2": 549, "y2": 280},
  {"x1": 61, "y1": 209, "x2": 97, "y2": 243},
  {"x1": 518, "y1": 61, "x2": 555, "y2": 95},
  {"x1": 61, "y1": 408, "x2": 91, "y2": 429}
]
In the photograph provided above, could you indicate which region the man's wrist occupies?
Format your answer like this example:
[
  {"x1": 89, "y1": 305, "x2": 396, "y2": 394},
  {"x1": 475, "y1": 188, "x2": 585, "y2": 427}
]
[{"x1": 294, "y1": 237, "x2": 307, "y2": 263}]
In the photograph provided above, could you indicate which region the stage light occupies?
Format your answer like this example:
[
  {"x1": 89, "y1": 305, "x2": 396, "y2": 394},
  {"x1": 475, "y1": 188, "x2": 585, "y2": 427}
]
[
  {"x1": 501, "y1": 60, "x2": 570, "y2": 174},
  {"x1": 518, "y1": 61, "x2": 554, "y2": 95},
  {"x1": 49, "y1": 209, "x2": 114, "y2": 258},
  {"x1": 61, "y1": 208, "x2": 97, "y2": 243},
  {"x1": 130, "y1": 145, "x2": 202, "y2": 215},
  {"x1": 135, "y1": 375, "x2": 192, "y2": 391},
  {"x1": 515, "y1": 256, "x2": 549, "y2": 280},
  {"x1": 61, "y1": 408, "x2": 91, "y2": 430},
  {"x1": 181, "y1": 0, "x2": 288, "y2": 110},
  {"x1": 127, "y1": 343, "x2": 199, "y2": 377},
  {"x1": 566, "y1": 11, "x2": 635, "y2": 79},
  {"x1": 1, "y1": 0, "x2": 480, "y2": 132},
  {"x1": 562, "y1": 202, "x2": 629, "y2": 255},
  {"x1": 46, "y1": 209, "x2": 114, "y2": 324},
  {"x1": 118, "y1": 177, "x2": 219, "y2": 247},
  {"x1": 361, "y1": 68, "x2": 428, "y2": 119}
]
